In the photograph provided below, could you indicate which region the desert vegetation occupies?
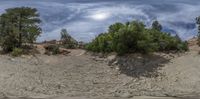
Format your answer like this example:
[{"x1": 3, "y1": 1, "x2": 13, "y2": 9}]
[
  {"x1": 43, "y1": 29, "x2": 78, "y2": 55},
  {"x1": 0, "y1": 7, "x2": 41, "y2": 56},
  {"x1": 60, "y1": 29, "x2": 78, "y2": 49},
  {"x1": 0, "y1": 7, "x2": 80, "y2": 56},
  {"x1": 85, "y1": 20, "x2": 188, "y2": 55},
  {"x1": 196, "y1": 16, "x2": 200, "y2": 46}
]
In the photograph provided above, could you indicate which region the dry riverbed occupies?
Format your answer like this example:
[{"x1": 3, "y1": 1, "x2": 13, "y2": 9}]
[{"x1": 0, "y1": 48, "x2": 199, "y2": 99}]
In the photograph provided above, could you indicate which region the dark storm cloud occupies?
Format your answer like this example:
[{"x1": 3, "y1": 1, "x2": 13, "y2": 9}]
[{"x1": 0, "y1": 0, "x2": 200, "y2": 42}]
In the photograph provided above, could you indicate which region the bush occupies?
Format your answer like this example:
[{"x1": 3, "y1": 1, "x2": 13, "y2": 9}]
[
  {"x1": 86, "y1": 20, "x2": 188, "y2": 55},
  {"x1": 1, "y1": 35, "x2": 19, "y2": 53},
  {"x1": 11, "y1": 48, "x2": 23, "y2": 57},
  {"x1": 85, "y1": 33, "x2": 113, "y2": 53},
  {"x1": 44, "y1": 45, "x2": 60, "y2": 55},
  {"x1": 62, "y1": 42, "x2": 77, "y2": 49},
  {"x1": 177, "y1": 41, "x2": 189, "y2": 51},
  {"x1": 112, "y1": 21, "x2": 158, "y2": 54}
]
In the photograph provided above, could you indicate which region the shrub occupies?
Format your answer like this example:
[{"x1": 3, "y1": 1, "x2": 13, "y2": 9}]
[
  {"x1": 112, "y1": 21, "x2": 158, "y2": 54},
  {"x1": 11, "y1": 48, "x2": 23, "y2": 57},
  {"x1": 86, "y1": 20, "x2": 188, "y2": 55},
  {"x1": 1, "y1": 35, "x2": 19, "y2": 52},
  {"x1": 62, "y1": 42, "x2": 78, "y2": 49},
  {"x1": 85, "y1": 33, "x2": 113, "y2": 53},
  {"x1": 44, "y1": 45, "x2": 60, "y2": 55},
  {"x1": 196, "y1": 16, "x2": 200, "y2": 46},
  {"x1": 177, "y1": 41, "x2": 189, "y2": 51}
]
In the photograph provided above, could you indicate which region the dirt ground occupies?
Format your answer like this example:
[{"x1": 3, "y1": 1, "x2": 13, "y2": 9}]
[{"x1": 0, "y1": 44, "x2": 200, "y2": 99}]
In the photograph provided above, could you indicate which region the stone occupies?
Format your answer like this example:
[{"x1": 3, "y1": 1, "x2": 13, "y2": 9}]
[
  {"x1": 10, "y1": 58, "x2": 15, "y2": 62},
  {"x1": 107, "y1": 54, "x2": 117, "y2": 66},
  {"x1": 120, "y1": 92, "x2": 133, "y2": 98}
]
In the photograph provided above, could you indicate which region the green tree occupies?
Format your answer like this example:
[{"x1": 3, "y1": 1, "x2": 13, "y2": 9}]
[
  {"x1": 152, "y1": 20, "x2": 162, "y2": 31},
  {"x1": 86, "y1": 20, "x2": 188, "y2": 55},
  {"x1": 61, "y1": 29, "x2": 70, "y2": 41},
  {"x1": 196, "y1": 16, "x2": 200, "y2": 46},
  {"x1": 60, "y1": 29, "x2": 78, "y2": 49},
  {"x1": 112, "y1": 21, "x2": 156, "y2": 54},
  {"x1": 108, "y1": 22, "x2": 124, "y2": 36},
  {"x1": 175, "y1": 34, "x2": 181, "y2": 43},
  {"x1": 0, "y1": 7, "x2": 41, "y2": 52},
  {"x1": 85, "y1": 33, "x2": 113, "y2": 53}
]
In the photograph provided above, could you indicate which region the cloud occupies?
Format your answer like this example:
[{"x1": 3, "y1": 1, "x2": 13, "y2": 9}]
[
  {"x1": 0, "y1": 0, "x2": 200, "y2": 42},
  {"x1": 155, "y1": 3, "x2": 200, "y2": 39}
]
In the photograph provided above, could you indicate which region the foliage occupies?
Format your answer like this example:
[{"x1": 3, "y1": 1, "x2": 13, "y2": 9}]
[
  {"x1": 1, "y1": 34, "x2": 19, "y2": 52},
  {"x1": 86, "y1": 20, "x2": 188, "y2": 55},
  {"x1": 108, "y1": 22, "x2": 124, "y2": 36},
  {"x1": 60, "y1": 29, "x2": 78, "y2": 49},
  {"x1": 11, "y1": 48, "x2": 23, "y2": 56},
  {"x1": 44, "y1": 45, "x2": 60, "y2": 55},
  {"x1": 0, "y1": 7, "x2": 41, "y2": 52},
  {"x1": 112, "y1": 21, "x2": 157, "y2": 55},
  {"x1": 85, "y1": 33, "x2": 113, "y2": 53},
  {"x1": 196, "y1": 16, "x2": 200, "y2": 46},
  {"x1": 152, "y1": 20, "x2": 162, "y2": 31}
]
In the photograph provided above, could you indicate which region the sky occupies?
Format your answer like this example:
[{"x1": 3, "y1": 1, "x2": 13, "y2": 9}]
[{"x1": 0, "y1": 0, "x2": 200, "y2": 42}]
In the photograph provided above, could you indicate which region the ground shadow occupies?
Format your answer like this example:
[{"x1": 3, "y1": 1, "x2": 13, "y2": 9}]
[{"x1": 117, "y1": 53, "x2": 171, "y2": 78}]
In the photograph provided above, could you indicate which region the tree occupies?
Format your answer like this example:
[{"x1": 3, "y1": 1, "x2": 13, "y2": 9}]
[
  {"x1": 196, "y1": 16, "x2": 200, "y2": 46},
  {"x1": 86, "y1": 20, "x2": 188, "y2": 55},
  {"x1": 112, "y1": 21, "x2": 156, "y2": 54},
  {"x1": 175, "y1": 34, "x2": 181, "y2": 43},
  {"x1": 61, "y1": 29, "x2": 70, "y2": 41},
  {"x1": 152, "y1": 20, "x2": 162, "y2": 31},
  {"x1": 0, "y1": 7, "x2": 41, "y2": 52},
  {"x1": 108, "y1": 22, "x2": 124, "y2": 36},
  {"x1": 60, "y1": 29, "x2": 78, "y2": 49}
]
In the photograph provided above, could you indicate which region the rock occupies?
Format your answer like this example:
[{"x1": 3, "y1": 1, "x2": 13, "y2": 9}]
[
  {"x1": 94, "y1": 57, "x2": 105, "y2": 61},
  {"x1": 115, "y1": 67, "x2": 120, "y2": 70},
  {"x1": 59, "y1": 48, "x2": 70, "y2": 55},
  {"x1": 114, "y1": 91, "x2": 133, "y2": 98},
  {"x1": 21, "y1": 55, "x2": 33, "y2": 59},
  {"x1": 98, "y1": 53, "x2": 104, "y2": 58},
  {"x1": 107, "y1": 55, "x2": 117, "y2": 61},
  {"x1": 10, "y1": 58, "x2": 15, "y2": 62},
  {"x1": 108, "y1": 60, "x2": 118, "y2": 66},
  {"x1": 25, "y1": 86, "x2": 35, "y2": 91},
  {"x1": 107, "y1": 54, "x2": 117, "y2": 66},
  {"x1": 120, "y1": 92, "x2": 133, "y2": 98},
  {"x1": 112, "y1": 60, "x2": 118, "y2": 66},
  {"x1": 0, "y1": 92, "x2": 7, "y2": 98},
  {"x1": 57, "y1": 84, "x2": 66, "y2": 89}
]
